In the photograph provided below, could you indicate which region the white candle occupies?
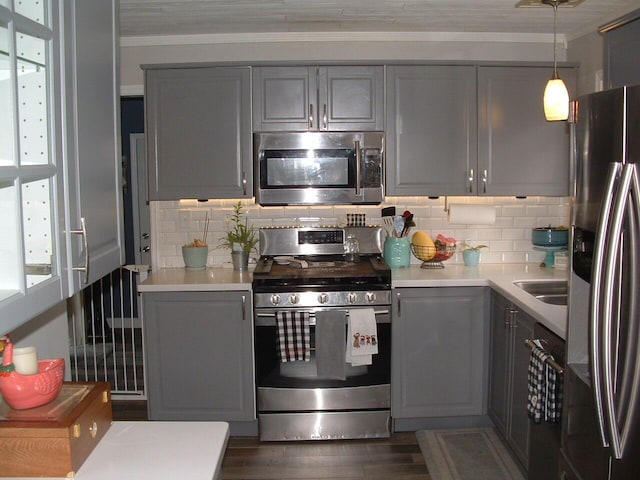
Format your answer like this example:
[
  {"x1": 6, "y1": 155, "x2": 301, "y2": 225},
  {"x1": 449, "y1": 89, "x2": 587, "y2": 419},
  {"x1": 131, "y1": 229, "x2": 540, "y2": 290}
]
[{"x1": 13, "y1": 346, "x2": 38, "y2": 375}]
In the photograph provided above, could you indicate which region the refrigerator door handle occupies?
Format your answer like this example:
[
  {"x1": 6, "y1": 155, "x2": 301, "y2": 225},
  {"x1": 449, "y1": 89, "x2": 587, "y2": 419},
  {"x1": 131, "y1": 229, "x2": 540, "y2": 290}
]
[
  {"x1": 614, "y1": 164, "x2": 640, "y2": 459},
  {"x1": 601, "y1": 163, "x2": 634, "y2": 459},
  {"x1": 590, "y1": 162, "x2": 622, "y2": 449}
]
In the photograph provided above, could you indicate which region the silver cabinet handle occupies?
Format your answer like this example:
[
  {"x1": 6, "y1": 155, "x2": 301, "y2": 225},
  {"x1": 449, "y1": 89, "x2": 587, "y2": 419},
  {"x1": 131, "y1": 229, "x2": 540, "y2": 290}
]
[
  {"x1": 590, "y1": 162, "x2": 622, "y2": 451},
  {"x1": 323, "y1": 103, "x2": 327, "y2": 130},
  {"x1": 309, "y1": 103, "x2": 314, "y2": 129},
  {"x1": 503, "y1": 305, "x2": 510, "y2": 328},
  {"x1": 468, "y1": 169, "x2": 474, "y2": 193},
  {"x1": 482, "y1": 169, "x2": 488, "y2": 194},
  {"x1": 396, "y1": 292, "x2": 401, "y2": 317},
  {"x1": 70, "y1": 217, "x2": 89, "y2": 285},
  {"x1": 241, "y1": 294, "x2": 246, "y2": 321},
  {"x1": 141, "y1": 246, "x2": 151, "y2": 253},
  {"x1": 355, "y1": 140, "x2": 362, "y2": 196},
  {"x1": 242, "y1": 171, "x2": 247, "y2": 196}
]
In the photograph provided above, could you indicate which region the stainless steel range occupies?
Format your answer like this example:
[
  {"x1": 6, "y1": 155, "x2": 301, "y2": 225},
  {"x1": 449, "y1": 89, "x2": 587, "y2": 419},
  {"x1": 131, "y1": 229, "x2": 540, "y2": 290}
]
[{"x1": 252, "y1": 226, "x2": 392, "y2": 441}]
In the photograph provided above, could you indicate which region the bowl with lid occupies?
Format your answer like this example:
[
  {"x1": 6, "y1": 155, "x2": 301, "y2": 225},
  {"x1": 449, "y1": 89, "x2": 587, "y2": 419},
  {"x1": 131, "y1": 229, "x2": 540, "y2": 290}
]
[{"x1": 532, "y1": 226, "x2": 568, "y2": 247}]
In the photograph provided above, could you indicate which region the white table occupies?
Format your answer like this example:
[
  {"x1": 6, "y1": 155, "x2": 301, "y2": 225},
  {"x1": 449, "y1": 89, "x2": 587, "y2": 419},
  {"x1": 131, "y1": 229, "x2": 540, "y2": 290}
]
[{"x1": 5, "y1": 421, "x2": 229, "y2": 480}]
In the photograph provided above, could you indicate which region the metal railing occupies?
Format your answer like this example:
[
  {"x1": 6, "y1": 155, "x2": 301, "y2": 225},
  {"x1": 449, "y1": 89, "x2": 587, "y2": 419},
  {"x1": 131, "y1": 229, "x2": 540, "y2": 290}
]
[{"x1": 68, "y1": 265, "x2": 149, "y2": 400}]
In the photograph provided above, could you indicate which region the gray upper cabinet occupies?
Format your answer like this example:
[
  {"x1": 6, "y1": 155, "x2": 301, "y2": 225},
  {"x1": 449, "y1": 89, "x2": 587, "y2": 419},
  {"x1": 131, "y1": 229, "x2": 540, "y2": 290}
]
[
  {"x1": 392, "y1": 287, "x2": 488, "y2": 419},
  {"x1": 477, "y1": 66, "x2": 576, "y2": 197},
  {"x1": 385, "y1": 66, "x2": 477, "y2": 196},
  {"x1": 145, "y1": 66, "x2": 252, "y2": 200},
  {"x1": 386, "y1": 64, "x2": 576, "y2": 197},
  {"x1": 602, "y1": 10, "x2": 640, "y2": 89},
  {"x1": 488, "y1": 290, "x2": 534, "y2": 471},
  {"x1": 253, "y1": 66, "x2": 384, "y2": 131},
  {"x1": 63, "y1": 0, "x2": 124, "y2": 292},
  {"x1": 143, "y1": 291, "x2": 255, "y2": 422}
]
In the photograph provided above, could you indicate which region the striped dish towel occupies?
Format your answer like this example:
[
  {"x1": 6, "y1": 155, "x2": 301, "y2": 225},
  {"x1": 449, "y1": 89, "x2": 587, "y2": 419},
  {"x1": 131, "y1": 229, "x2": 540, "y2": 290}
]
[{"x1": 275, "y1": 311, "x2": 310, "y2": 362}]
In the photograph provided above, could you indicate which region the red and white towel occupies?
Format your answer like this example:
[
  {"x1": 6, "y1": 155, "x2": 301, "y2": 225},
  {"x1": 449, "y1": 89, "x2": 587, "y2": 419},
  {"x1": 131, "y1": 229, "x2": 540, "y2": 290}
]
[{"x1": 276, "y1": 311, "x2": 310, "y2": 362}]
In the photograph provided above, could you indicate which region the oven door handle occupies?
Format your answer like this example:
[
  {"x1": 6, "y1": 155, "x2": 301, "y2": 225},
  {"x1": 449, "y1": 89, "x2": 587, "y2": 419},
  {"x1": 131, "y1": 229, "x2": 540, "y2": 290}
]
[{"x1": 255, "y1": 308, "x2": 390, "y2": 327}]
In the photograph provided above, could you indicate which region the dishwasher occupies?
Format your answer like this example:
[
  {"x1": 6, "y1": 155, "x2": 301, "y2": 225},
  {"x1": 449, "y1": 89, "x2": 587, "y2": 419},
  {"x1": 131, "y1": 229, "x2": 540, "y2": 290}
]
[{"x1": 526, "y1": 322, "x2": 565, "y2": 480}]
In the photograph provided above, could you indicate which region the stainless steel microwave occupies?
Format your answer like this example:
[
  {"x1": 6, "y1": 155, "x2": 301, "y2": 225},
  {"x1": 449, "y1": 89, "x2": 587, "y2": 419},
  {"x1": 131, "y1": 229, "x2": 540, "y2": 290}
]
[{"x1": 254, "y1": 132, "x2": 384, "y2": 206}]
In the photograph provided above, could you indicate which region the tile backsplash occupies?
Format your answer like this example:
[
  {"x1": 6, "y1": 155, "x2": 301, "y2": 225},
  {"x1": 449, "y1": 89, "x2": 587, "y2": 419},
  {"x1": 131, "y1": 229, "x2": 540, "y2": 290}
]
[{"x1": 151, "y1": 196, "x2": 570, "y2": 269}]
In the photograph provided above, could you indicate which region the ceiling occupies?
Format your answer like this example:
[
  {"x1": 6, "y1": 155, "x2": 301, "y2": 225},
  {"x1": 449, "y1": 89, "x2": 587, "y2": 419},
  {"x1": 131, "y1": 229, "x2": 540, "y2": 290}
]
[{"x1": 119, "y1": 0, "x2": 640, "y2": 39}]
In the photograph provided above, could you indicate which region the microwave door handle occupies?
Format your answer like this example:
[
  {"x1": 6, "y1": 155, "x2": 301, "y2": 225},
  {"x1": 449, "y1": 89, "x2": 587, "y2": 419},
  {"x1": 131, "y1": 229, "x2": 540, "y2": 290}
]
[
  {"x1": 590, "y1": 162, "x2": 622, "y2": 449},
  {"x1": 355, "y1": 141, "x2": 362, "y2": 196}
]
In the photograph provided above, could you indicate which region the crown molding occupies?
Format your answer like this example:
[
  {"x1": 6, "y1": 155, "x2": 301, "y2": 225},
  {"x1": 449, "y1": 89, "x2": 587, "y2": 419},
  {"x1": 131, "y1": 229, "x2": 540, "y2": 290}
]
[{"x1": 120, "y1": 31, "x2": 558, "y2": 48}]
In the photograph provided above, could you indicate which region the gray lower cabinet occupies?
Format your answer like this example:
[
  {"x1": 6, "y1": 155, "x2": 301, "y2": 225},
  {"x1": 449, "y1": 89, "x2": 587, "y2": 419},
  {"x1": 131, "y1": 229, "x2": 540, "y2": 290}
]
[
  {"x1": 386, "y1": 64, "x2": 576, "y2": 197},
  {"x1": 488, "y1": 290, "x2": 535, "y2": 470},
  {"x1": 144, "y1": 66, "x2": 252, "y2": 200},
  {"x1": 252, "y1": 65, "x2": 384, "y2": 131},
  {"x1": 392, "y1": 287, "x2": 489, "y2": 419},
  {"x1": 143, "y1": 291, "x2": 255, "y2": 422}
]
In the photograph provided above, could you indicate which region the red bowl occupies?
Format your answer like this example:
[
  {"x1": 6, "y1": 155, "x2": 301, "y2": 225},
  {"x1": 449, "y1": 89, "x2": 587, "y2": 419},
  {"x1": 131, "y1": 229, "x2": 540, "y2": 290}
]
[{"x1": 0, "y1": 358, "x2": 65, "y2": 410}]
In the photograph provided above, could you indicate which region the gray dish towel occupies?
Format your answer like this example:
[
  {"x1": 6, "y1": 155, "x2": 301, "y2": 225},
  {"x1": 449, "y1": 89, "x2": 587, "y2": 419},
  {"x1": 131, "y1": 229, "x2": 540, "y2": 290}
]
[{"x1": 315, "y1": 310, "x2": 347, "y2": 380}]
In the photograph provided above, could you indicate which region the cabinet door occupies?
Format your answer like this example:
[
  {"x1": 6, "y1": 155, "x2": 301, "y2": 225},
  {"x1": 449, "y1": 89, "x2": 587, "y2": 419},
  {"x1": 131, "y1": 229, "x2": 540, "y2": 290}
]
[
  {"x1": 252, "y1": 66, "x2": 316, "y2": 131},
  {"x1": 320, "y1": 66, "x2": 384, "y2": 131},
  {"x1": 63, "y1": 0, "x2": 124, "y2": 292},
  {"x1": 508, "y1": 308, "x2": 535, "y2": 469},
  {"x1": 386, "y1": 66, "x2": 477, "y2": 196},
  {"x1": 143, "y1": 291, "x2": 255, "y2": 421},
  {"x1": 146, "y1": 66, "x2": 252, "y2": 200},
  {"x1": 488, "y1": 291, "x2": 510, "y2": 436},
  {"x1": 477, "y1": 66, "x2": 576, "y2": 196},
  {"x1": 392, "y1": 287, "x2": 488, "y2": 418},
  {"x1": 604, "y1": 14, "x2": 640, "y2": 89}
]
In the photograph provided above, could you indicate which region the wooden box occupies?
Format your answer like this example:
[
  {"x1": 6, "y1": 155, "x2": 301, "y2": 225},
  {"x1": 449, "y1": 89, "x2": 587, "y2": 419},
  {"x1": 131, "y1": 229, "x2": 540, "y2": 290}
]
[{"x1": 0, "y1": 382, "x2": 112, "y2": 478}]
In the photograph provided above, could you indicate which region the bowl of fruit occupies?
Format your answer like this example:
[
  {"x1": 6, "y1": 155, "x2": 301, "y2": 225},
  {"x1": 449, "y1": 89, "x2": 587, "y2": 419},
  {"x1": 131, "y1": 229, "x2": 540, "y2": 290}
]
[{"x1": 411, "y1": 232, "x2": 456, "y2": 269}]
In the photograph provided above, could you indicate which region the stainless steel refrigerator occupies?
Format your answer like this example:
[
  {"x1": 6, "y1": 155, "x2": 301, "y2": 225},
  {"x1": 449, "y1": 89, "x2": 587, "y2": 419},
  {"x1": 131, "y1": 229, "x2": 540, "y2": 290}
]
[{"x1": 562, "y1": 85, "x2": 640, "y2": 480}]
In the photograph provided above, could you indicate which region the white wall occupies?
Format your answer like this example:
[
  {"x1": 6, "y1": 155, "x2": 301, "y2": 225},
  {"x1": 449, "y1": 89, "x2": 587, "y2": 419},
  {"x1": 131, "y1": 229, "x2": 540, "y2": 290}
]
[
  {"x1": 568, "y1": 30, "x2": 605, "y2": 95},
  {"x1": 5, "y1": 300, "x2": 71, "y2": 379}
]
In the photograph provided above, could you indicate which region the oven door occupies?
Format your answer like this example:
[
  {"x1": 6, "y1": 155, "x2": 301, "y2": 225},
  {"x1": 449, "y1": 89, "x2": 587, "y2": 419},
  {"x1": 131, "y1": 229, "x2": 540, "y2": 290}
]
[{"x1": 254, "y1": 306, "x2": 391, "y2": 412}]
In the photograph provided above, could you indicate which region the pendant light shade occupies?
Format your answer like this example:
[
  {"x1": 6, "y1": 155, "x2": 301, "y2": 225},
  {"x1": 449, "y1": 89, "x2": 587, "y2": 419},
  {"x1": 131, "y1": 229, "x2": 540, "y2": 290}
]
[
  {"x1": 543, "y1": 0, "x2": 569, "y2": 121},
  {"x1": 544, "y1": 76, "x2": 570, "y2": 121}
]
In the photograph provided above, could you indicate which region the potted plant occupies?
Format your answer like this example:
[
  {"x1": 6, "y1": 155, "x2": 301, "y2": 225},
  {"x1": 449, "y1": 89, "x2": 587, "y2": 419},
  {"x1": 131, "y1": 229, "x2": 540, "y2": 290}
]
[
  {"x1": 219, "y1": 201, "x2": 258, "y2": 270},
  {"x1": 460, "y1": 241, "x2": 488, "y2": 267}
]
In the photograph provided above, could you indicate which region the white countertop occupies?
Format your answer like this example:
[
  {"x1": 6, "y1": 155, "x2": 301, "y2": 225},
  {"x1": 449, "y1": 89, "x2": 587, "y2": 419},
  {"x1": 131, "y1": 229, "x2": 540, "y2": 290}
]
[
  {"x1": 5, "y1": 421, "x2": 229, "y2": 480},
  {"x1": 139, "y1": 263, "x2": 568, "y2": 339},
  {"x1": 393, "y1": 263, "x2": 568, "y2": 339},
  {"x1": 138, "y1": 266, "x2": 253, "y2": 292}
]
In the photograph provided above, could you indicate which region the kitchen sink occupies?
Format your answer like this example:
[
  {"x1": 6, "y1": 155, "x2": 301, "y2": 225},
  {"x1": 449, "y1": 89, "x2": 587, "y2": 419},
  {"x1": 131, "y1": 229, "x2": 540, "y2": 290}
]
[{"x1": 513, "y1": 280, "x2": 568, "y2": 306}]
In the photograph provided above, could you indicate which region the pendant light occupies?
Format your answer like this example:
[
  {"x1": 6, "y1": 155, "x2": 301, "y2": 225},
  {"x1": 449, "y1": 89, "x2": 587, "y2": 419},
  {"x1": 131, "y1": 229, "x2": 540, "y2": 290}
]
[{"x1": 543, "y1": 0, "x2": 569, "y2": 121}]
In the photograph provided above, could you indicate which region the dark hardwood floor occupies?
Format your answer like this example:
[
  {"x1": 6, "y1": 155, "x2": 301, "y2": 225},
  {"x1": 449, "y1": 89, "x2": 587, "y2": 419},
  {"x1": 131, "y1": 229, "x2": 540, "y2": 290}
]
[
  {"x1": 221, "y1": 433, "x2": 431, "y2": 480},
  {"x1": 112, "y1": 402, "x2": 430, "y2": 479}
]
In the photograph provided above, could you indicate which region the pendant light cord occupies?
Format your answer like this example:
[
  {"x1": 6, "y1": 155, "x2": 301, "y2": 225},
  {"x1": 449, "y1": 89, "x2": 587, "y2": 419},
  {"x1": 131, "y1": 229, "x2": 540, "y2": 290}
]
[{"x1": 553, "y1": 2, "x2": 558, "y2": 79}]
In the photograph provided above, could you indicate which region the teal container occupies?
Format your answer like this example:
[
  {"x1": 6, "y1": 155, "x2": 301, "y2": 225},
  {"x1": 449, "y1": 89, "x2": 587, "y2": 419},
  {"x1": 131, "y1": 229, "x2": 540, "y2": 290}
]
[
  {"x1": 384, "y1": 237, "x2": 411, "y2": 268},
  {"x1": 462, "y1": 249, "x2": 480, "y2": 266}
]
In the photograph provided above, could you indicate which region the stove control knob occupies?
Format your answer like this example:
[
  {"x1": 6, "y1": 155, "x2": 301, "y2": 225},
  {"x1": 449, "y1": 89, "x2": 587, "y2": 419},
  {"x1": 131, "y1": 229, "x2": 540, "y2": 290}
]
[
  {"x1": 347, "y1": 292, "x2": 358, "y2": 304},
  {"x1": 365, "y1": 292, "x2": 377, "y2": 303},
  {"x1": 289, "y1": 294, "x2": 300, "y2": 305},
  {"x1": 318, "y1": 293, "x2": 329, "y2": 304},
  {"x1": 270, "y1": 294, "x2": 281, "y2": 306}
]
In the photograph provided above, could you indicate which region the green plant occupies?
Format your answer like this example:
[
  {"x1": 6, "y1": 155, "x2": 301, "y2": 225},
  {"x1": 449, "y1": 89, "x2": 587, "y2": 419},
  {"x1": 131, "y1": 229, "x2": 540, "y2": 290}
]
[
  {"x1": 218, "y1": 202, "x2": 258, "y2": 253},
  {"x1": 460, "y1": 241, "x2": 488, "y2": 252}
]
